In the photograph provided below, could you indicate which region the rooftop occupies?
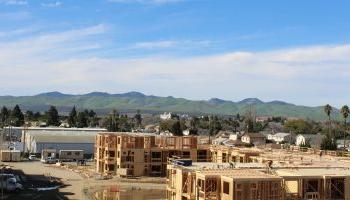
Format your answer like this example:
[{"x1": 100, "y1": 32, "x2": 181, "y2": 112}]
[
  {"x1": 275, "y1": 168, "x2": 350, "y2": 178},
  {"x1": 173, "y1": 162, "x2": 276, "y2": 171},
  {"x1": 26, "y1": 129, "x2": 102, "y2": 136},
  {"x1": 195, "y1": 168, "x2": 281, "y2": 180},
  {"x1": 7, "y1": 127, "x2": 106, "y2": 131},
  {"x1": 243, "y1": 133, "x2": 266, "y2": 138},
  {"x1": 272, "y1": 132, "x2": 291, "y2": 137}
]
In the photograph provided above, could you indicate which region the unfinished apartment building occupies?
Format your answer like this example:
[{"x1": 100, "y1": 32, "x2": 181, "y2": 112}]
[
  {"x1": 167, "y1": 161, "x2": 284, "y2": 200},
  {"x1": 95, "y1": 132, "x2": 210, "y2": 177},
  {"x1": 210, "y1": 146, "x2": 262, "y2": 164},
  {"x1": 167, "y1": 160, "x2": 350, "y2": 200}
]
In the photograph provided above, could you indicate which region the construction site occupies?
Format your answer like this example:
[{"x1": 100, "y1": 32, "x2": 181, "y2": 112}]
[
  {"x1": 93, "y1": 132, "x2": 350, "y2": 200},
  {"x1": 166, "y1": 145, "x2": 350, "y2": 200},
  {"x1": 95, "y1": 132, "x2": 210, "y2": 177}
]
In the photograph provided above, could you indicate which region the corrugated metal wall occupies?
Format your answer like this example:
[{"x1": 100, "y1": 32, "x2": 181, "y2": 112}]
[{"x1": 35, "y1": 142, "x2": 94, "y2": 154}]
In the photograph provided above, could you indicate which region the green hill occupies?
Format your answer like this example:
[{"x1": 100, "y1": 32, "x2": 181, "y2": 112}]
[{"x1": 0, "y1": 92, "x2": 340, "y2": 121}]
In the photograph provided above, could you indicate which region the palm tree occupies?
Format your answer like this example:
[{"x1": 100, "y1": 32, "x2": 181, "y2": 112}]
[
  {"x1": 232, "y1": 120, "x2": 240, "y2": 133},
  {"x1": 341, "y1": 105, "x2": 349, "y2": 149},
  {"x1": 324, "y1": 104, "x2": 333, "y2": 136}
]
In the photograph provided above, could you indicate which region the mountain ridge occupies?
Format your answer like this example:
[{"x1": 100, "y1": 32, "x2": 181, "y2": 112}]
[{"x1": 0, "y1": 91, "x2": 339, "y2": 121}]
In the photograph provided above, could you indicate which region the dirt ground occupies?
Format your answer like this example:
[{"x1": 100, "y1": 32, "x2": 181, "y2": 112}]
[{"x1": 1, "y1": 160, "x2": 166, "y2": 200}]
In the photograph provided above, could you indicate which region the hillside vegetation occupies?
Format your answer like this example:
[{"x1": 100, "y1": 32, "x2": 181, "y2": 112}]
[{"x1": 0, "y1": 92, "x2": 340, "y2": 121}]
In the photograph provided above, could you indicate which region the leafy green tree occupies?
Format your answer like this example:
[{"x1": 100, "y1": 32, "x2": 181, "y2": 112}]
[
  {"x1": 10, "y1": 105, "x2": 24, "y2": 126},
  {"x1": 171, "y1": 120, "x2": 183, "y2": 136},
  {"x1": 189, "y1": 117, "x2": 199, "y2": 135},
  {"x1": 244, "y1": 117, "x2": 254, "y2": 133},
  {"x1": 68, "y1": 106, "x2": 77, "y2": 127},
  {"x1": 76, "y1": 111, "x2": 88, "y2": 128},
  {"x1": 283, "y1": 119, "x2": 313, "y2": 134},
  {"x1": 341, "y1": 105, "x2": 349, "y2": 148},
  {"x1": 341, "y1": 105, "x2": 349, "y2": 127},
  {"x1": 25, "y1": 110, "x2": 34, "y2": 121},
  {"x1": 104, "y1": 109, "x2": 119, "y2": 132},
  {"x1": 299, "y1": 139, "x2": 311, "y2": 148},
  {"x1": 324, "y1": 104, "x2": 333, "y2": 135},
  {"x1": 170, "y1": 113, "x2": 179, "y2": 120},
  {"x1": 189, "y1": 128, "x2": 198, "y2": 135},
  {"x1": 235, "y1": 113, "x2": 241, "y2": 121},
  {"x1": 231, "y1": 120, "x2": 240, "y2": 132},
  {"x1": 209, "y1": 116, "x2": 222, "y2": 136},
  {"x1": 320, "y1": 134, "x2": 337, "y2": 150},
  {"x1": 159, "y1": 120, "x2": 171, "y2": 132},
  {"x1": 159, "y1": 119, "x2": 183, "y2": 136},
  {"x1": 119, "y1": 114, "x2": 131, "y2": 132},
  {"x1": 134, "y1": 110, "x2": 142, "y2": 128},
  {"x1": 180, "y1": 119, "x2": 187, "y2": 131},
  {"x1": 0, "y1": 106, "x2": 9, "y2": 123},
  {"x1": 33, "y1": 112, "x2": 42, "y2": 121},
  {"x1": 253, "y1": 121, "x2": 267, "y2": 133},
  {"x1": 46, "y1": 106, "x2": 60, "y2": 126},
  {"x1": 87, "y1": 109, "x2": 98, "y2": 127}
]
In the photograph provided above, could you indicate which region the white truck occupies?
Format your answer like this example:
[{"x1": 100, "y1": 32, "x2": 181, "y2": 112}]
[
  {"x1": 0, "y1": 174, "x2": 23, "y2": 192},
  {"x1": 58, "y1": 150, "x2": 84, "y2": 162},
  {"x1": 41, "y1": 149, "x2": 57, "y2": 164}
]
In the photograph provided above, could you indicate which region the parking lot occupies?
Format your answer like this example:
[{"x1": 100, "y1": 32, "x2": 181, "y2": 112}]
[
  {"x1": 1, "y1": 160, "x2": 167, "y2": 200},
  {"x1": 1, "y1": 160, "x2": 85, "y2": 200}
]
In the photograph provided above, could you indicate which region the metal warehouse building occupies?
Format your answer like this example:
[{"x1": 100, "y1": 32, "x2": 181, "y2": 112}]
[{"x1": 23, "y1": 128, "x2": 106, "y2": 156}]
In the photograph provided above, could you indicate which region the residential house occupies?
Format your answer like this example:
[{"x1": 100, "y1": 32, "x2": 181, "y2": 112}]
[
  {"x1": 336, "y1": 139, "x2": 350, "y2": 149},
  {"x1": 160, "y1": 112, "x2": 172, "y2": 120},
  {"x1": 241, "y1": 133, "x2": 266, "y2": 146},
  {"x1": 229, "y1": 132, "x2": 241, "y2": 141},
  {"x1": 267, "y1": 132, "x2": 294, "y2": 144},
  {"x1": 295, "y1": 134, "x2": 325, "y2": 148}
]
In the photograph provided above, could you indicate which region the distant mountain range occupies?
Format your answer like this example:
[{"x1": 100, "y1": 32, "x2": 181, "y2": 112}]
[{"x1": 0, "y1": 91, "x2": 340, "y2": 121}]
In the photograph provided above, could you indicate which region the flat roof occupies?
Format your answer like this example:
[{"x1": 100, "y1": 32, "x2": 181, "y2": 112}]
[
  {"x1": 6, "y1": 127, "x2": 106, "y2": 131},
  {"x1": 174, "y1": 162, "x2": 279, "y2": 171},
  {"x1": 26, "y1": 130, "x2": 100, "y2": 136},
  {"x1": 198, "y1": 169, "x2": 281, "y2": 180},
  {"x1": 99, "y1": 132, "x2": 159, "y2": 137},
  {"x1": 275, "y1": 168, "x2": 350, "y2": 178}
]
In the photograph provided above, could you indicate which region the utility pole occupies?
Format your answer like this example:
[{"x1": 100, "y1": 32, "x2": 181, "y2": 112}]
[
  {"x1": 23, "y1": 123, "x2": 28, "y2": 156},
  {"x1": 1, "y1": 165, "x2": 3, "y2": 200}
]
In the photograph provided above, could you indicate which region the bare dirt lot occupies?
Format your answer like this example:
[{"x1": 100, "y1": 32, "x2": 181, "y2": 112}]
[{"x1": 1, "y1": 160, "x2": 166, "y2": 200}]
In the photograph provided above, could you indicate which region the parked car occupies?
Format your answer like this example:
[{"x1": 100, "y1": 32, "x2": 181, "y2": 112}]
[
  {"x1": 0, "y1": 174, "x2": 23, "y2": 192},
  {"x1": 28, "y1": 154, "x2": 37, "y2": 161},
  {"x1": 41, "y1": 157, "x2": 57, "y2": 164}
]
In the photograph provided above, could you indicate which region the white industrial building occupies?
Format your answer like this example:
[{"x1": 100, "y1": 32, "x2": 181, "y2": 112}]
[{"x1": 22, "y1": 127, "x2": 106, "y2": 156}]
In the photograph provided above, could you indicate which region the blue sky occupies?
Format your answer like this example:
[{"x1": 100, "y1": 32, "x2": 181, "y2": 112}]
[{"x1": 0, "y1": 0, "x2": 350, "y2": 107}]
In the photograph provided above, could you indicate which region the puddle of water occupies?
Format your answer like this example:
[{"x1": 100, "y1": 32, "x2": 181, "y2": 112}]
[{"x1": 94, "y1": 188, "x2": 166, "y2": 200}]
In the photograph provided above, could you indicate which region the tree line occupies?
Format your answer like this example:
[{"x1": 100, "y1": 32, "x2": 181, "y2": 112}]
[
  {"x1": 319, "y1": 104, "x2": 349, "y2": 150},
  {"x1": 0, "y1": 105, "x2": 143, "y2": 132}
]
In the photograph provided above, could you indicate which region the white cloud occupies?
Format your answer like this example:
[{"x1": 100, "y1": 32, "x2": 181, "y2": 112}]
[
  {"x1": 0, "y1": 24, "x2": 108, "y2": 64},
  {"x1": 131, "y1": 40, "x2": 211, "y2": 49},
  {"x1": 41, "y1": 1, "x2": 62, "y2": 7},
  {"x1": 0, "y1": 24, "x2": 349, "y2": 106},
  {"x1": 0, "y1": 11, "x2": 30, "y2": 20},
  {"x1": 0, "y1": 0, "x2": 27, "y2": 5},
  {"x1": 0, "y1": 28, "x2": 35, "y2": 38},
  {"x1": 108, "y1": 0, "x2": 184, "y2": 5}
]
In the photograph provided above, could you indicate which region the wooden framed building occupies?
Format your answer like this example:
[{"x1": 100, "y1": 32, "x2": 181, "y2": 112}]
[
  {"x1": 167, "y1": 161, "x2": 350, "y2": 200},
  {"x1": 95, "y1": 132, "x2": 210, "y2": 177}
]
